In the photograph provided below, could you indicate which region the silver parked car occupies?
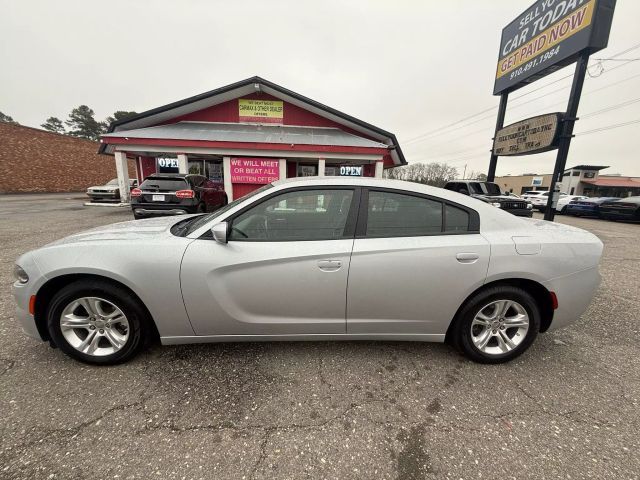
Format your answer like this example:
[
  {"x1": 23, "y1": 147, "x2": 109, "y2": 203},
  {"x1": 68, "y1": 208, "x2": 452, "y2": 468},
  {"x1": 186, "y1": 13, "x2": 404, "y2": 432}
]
[
  {"x1": 87, "y1": 178, "x2": 137, "y2": 202},
  {"x1": 13, "y1": 178, "x2": 603, "y2": 365}
]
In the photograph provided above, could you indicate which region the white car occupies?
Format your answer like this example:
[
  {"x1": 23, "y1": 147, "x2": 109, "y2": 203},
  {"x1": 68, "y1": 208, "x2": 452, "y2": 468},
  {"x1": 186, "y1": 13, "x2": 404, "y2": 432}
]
[
  {"x1": 530, "y1": 191, "x2": 568, "y2": 211},
  {"x1": 556, "y1": 195, "x2": 588, "y2": 213},
  {"x1": 12, "y1": 177, "x2": 603, "y2": 365},
  {"x1": 521, "y1": 191, "x2": 546, "y2": 201}
]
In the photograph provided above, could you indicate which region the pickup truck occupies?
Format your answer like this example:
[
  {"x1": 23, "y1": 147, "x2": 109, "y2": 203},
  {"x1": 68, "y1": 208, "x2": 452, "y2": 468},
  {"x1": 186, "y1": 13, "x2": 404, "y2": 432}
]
[{"x1": 443, "y1": 180, "x2": 533, "y2": 217}]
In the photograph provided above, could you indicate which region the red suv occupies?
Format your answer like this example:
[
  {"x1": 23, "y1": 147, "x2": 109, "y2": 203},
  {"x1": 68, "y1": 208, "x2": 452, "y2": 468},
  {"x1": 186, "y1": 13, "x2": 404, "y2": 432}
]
[{"x1": 131, "y1": 174, "x2": 227, "y2": 220}]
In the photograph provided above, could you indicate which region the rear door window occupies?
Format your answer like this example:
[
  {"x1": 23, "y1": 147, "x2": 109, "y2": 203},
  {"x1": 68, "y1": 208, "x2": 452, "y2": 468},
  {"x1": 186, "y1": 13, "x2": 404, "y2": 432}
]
[{"x1": 365, "y1": 191, "x2": 442, "y2": 237}]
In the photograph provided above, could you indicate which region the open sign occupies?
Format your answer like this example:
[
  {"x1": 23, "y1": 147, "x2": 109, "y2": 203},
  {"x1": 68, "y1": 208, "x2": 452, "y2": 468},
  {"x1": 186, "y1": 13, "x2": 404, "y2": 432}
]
[
  {"x1": 157, "y1": 158, "x2": 179, "y2": 168},
  {"x1": 340, "y1": 166, "x2": 363, "y2": 176}
]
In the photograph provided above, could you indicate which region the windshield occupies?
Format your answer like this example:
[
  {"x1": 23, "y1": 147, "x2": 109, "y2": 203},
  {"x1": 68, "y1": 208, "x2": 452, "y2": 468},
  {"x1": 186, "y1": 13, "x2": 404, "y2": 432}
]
[
  {"x1": 469, "y1": 182, "x2": 502, "y2": 196},
  {"x1": 106, "y1": 179, "x2": 119, "y2": 185},
  {"x1": 181, "y1": 183, "x2": 274, "y2": 236}
]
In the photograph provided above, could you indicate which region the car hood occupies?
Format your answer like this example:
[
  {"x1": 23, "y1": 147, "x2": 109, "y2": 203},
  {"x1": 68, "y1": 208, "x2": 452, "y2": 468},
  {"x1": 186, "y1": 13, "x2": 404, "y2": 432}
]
[
  {"x1": 42, "y1": 216, "x2": 190, "y2": 246},
  {"x1": 88, "y1": 185, "x2": 119, "y2": 190}
]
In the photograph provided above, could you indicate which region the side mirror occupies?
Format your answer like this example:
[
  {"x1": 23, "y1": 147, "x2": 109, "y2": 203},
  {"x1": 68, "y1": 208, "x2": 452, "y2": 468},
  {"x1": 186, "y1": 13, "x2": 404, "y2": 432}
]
[{"x1": 211, "y1": 222, "x2": 228, "y2": 244}]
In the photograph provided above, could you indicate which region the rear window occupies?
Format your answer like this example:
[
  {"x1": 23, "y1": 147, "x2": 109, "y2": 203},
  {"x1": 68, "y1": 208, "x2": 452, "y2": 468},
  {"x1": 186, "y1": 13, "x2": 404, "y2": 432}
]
[{"x1": 140, "y1": 177, "x2": 189, "y2": 191}]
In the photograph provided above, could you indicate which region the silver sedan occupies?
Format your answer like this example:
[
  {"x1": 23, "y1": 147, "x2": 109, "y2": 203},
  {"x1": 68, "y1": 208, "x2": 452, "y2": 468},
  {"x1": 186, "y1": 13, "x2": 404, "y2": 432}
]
[{"x1": 12, "y1": 177, "x2": 603, "y2": 364}]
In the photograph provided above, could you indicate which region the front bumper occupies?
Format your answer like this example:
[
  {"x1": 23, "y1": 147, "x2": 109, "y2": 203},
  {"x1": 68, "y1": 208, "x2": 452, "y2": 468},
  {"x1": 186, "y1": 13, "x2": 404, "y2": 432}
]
[
  {"x1": 87, "y1": 191, "x2": 120, "y2": 202},
  {"x1": 503, "y1": 208, "x2": 533, "y2": 217},
  {"x1": 600, "y1": 209, "x2": 639, "y2": 220}
]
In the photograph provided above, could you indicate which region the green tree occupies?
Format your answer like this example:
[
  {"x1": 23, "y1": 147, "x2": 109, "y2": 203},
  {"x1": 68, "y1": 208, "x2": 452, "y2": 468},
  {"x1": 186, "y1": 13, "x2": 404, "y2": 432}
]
[
  {"x1": 65, "y1": 105, "x2": 102, "y2": 140},
  {"x1": 101, "y1": 110, "x2": 137, "y2": 131},
  {"x1": 41, "y1": 116, "x2": 66, "y2": 134},
  {"x1": 0, "y1": 111, "x2": 19, "y2": 124}
]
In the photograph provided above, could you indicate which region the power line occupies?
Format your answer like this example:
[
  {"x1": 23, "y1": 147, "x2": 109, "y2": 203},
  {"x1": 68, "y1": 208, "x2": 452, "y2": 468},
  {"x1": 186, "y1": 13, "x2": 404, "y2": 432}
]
[
  {"x1": 405, "y1": 63, "x2": 640, "y2": 149},
  {"x1": 402, "y1": 43, "x2": 640, "y2": 146},
  {"x1": 581, "y1": 97, "x2": 640, "y2": 119},
  {"x1": 419, "y1": 97, "x2": 640, "y2": 165},
  {"x1": 576, "y1": 118, "x2": 640, "y2": 136}
]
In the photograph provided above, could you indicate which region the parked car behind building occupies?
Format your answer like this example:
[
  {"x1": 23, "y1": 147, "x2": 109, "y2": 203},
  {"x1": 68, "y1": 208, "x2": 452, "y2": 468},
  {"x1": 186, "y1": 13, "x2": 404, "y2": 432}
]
[
  {"x1": 87, "y1": 178, "x2": 137, "y2": 203},
  {"x1": 131, "y1": 173, "x2": 227, "y2": 220}
]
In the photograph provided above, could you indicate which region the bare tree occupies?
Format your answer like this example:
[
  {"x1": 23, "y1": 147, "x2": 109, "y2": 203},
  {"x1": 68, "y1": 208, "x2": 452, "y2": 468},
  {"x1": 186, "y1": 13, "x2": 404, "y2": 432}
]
[
  {"x1": 465, "y1": 170, "x2": 487, "y2": 181},
  {"x1": 384, "y1": 162, "x2": 458, "y2": 187}
]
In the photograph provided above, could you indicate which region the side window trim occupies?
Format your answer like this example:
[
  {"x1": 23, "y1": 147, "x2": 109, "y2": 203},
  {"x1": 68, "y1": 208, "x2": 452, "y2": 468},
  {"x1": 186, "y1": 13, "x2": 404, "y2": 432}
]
[
  {"x1": 223, "y1": 186, "x2": 361, "y2": 242},
  {"x1": 356, "y1": 187, "x2": 480, "y2": 239}
]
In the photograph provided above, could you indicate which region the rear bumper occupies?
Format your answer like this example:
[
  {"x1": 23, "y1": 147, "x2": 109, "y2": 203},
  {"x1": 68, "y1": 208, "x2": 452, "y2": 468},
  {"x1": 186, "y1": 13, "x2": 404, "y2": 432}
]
[
  {"x1": 133, "y1": 207, "x2": 196, "y2": 217},
  {"x1": 543, "y1": 266, "x2": 601, "y2": 332}
]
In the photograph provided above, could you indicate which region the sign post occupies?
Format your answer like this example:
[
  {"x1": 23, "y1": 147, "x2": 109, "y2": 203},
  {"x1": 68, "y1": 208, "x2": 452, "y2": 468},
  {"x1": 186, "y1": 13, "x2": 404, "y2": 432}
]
[
  {"x1": 488, "y1": 0, "x2": 616, "y2": 220},
  {"x1": 544, "y1": 51, "x2": 590, "y2": 221},
  {"x1": 487, "y1": 93, "x2": 509, "y2": 182}
]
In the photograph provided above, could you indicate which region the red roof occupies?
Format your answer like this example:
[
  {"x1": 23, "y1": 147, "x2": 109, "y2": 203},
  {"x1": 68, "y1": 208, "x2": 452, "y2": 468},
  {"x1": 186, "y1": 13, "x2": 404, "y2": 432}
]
[{"x1": 582, "y1": 177, "x2": 640, "y2": 188}]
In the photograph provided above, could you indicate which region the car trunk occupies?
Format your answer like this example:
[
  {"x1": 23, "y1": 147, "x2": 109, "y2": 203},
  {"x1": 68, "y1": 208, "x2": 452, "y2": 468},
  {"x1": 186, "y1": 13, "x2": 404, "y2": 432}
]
[{"x1": 139, "y1": 177, "x2": 190, "y2": 205}]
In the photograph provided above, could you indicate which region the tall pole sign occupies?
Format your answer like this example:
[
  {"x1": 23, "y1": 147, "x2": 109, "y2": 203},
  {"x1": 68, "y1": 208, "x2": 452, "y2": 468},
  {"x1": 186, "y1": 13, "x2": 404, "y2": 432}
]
[{"x1": 487, "y1": 0, "x2": 616, "y2": 221}]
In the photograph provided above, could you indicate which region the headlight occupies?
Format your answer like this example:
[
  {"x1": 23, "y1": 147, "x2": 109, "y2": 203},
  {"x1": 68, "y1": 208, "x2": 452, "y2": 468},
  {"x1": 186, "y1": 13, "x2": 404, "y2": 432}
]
[
  {"x1": 527, "y1": 204, "x2": 533, "y2": 209},
  {"x1": 13, "y1": 264, "x2": 29, "y2": 284},
  {"x1": 491, "y1": 202, "x2": 502, "y2": 208}
]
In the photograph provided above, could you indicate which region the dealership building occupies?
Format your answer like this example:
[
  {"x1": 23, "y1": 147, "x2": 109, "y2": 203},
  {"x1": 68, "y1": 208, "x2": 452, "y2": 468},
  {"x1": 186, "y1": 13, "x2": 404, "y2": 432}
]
[
  {"x1": 495, "y1": 165, "x2": 640, "y2": 198},
  {"x1": 99, "y1": 76, "x2": 406, "y2": 202}
]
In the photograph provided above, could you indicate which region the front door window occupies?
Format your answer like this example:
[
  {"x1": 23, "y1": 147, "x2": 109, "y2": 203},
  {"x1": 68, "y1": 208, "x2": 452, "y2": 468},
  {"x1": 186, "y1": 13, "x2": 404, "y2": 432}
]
[{"x1": 229, "y1": 189, "x2": 354, "y2": 241}]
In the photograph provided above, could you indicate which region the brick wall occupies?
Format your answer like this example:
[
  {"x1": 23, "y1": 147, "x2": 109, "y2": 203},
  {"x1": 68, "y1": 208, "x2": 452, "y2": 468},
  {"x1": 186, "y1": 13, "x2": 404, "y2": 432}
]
[{"x1": 0, "y1": 122, "x2": 136, "y2": 193}]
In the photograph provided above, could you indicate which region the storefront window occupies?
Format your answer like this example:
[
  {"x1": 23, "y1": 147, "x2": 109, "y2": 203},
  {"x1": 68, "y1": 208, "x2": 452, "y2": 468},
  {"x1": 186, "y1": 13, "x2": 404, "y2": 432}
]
[
  {"x1": 297, "y1": 165, "x2": 317, "y2": 177},
  {"x1": 206, "y1": 161, "x2": 224, "y2": 183},
  {"x1": 188, "y1": 159, "x2": 204, "y2": 175}
]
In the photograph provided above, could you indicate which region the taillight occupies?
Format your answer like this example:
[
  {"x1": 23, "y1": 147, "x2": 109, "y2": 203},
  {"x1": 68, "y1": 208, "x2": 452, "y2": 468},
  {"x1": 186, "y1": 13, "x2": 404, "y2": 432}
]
[
  {"x1": 176, "y1": 190, "x2": 195, "y2": 199},
  {"x1": 131, "y1": 188, "x2": 142, "y2": 197}
]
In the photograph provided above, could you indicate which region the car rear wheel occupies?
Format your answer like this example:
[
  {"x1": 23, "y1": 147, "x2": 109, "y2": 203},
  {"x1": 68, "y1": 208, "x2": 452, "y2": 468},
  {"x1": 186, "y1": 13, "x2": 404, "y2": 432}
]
[
  {"x1": 450, "y1": 286, "x2": 540, "y2": 364},
  {"x1": 46, "y1": 280, "x2": 148, "y2": 364}
]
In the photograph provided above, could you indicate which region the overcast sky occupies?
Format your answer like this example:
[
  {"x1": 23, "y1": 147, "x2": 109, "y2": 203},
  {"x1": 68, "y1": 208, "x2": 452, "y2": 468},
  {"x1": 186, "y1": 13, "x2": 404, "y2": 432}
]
[{"x1": 2, "y1": 0, "x2": 638, "y2": 177}]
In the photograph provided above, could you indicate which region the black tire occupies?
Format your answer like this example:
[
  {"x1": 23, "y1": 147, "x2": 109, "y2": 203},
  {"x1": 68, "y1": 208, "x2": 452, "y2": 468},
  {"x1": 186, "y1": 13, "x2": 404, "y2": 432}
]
[
  {"x1": 197, "y1": 202, "x2": 206, "y2": 214},
  {"x1": 46, "y1": 280, "x2": 149, "y2": 365},
  {"x1": 449, "y1": 285, "x2": 540, "y2": 364},
  {"x1": 133, "y1": 212, "x2": 143, "y2": 220}
]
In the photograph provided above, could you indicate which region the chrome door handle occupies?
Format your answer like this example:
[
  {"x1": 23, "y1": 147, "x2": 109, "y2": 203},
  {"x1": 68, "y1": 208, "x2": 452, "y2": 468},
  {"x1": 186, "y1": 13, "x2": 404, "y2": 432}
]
[
  {"x1": 456, "y1": 253, "x2": 479, "y2": 264},
  {"x1": 318, "y1": 260, "x2": 342, "y2": 272}
]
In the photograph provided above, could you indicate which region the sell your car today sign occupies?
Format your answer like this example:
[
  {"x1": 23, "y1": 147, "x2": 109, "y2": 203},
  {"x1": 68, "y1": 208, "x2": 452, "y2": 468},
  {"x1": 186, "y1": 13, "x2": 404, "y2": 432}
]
[{"x1": 494, "y1": 0, "x2": 616, "y2": 94}]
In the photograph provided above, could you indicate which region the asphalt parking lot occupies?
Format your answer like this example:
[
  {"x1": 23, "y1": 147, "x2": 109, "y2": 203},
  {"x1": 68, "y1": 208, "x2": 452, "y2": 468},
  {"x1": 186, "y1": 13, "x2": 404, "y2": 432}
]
[{"x1": 1, "y1": 194, "x2": 638, "y2": 480}]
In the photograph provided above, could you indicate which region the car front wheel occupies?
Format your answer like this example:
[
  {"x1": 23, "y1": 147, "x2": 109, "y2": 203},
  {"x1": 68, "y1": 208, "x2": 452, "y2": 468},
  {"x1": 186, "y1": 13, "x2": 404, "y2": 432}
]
[
  {"x1": 450, "y1": 286, "x2": 540, "y2": 364},
  {"x1": 46, "y1": 280, "x2": 148, "y2": 364}
]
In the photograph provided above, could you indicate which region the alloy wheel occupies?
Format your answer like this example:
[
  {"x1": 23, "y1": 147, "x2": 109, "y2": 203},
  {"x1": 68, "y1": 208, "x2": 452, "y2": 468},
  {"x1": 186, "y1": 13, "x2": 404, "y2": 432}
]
[
  {"x1": 470, "y1": 300, "x2": 529, "y2": 355},
  {"x1": 59, "y1": 297, "x2": 129, "y2": 356}
]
